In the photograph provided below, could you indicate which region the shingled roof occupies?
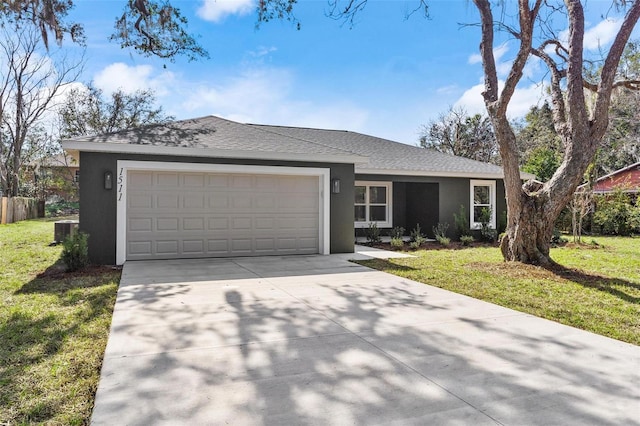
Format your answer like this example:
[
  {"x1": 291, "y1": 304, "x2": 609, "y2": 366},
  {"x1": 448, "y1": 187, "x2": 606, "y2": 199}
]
[
  {"x1": 63, "y1": 115, "x2": 511, "y2": 178},
  {"x1": 62, "y1": 115, "x2": 365, "y2": 164},
  {"x1": 249, "y1": 123, "x2": 508, "y2": 178}
]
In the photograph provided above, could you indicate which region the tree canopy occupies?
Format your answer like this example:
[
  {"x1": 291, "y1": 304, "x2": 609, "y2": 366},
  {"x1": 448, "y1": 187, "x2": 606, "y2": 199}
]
[{"x1": 59, "y1": 85, "x2": 173, "y2": 138}]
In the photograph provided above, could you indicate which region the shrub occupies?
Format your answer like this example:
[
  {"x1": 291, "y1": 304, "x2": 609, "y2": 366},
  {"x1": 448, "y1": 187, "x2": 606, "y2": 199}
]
[
  {"x1": 390, "y1": 226, "x2": 405, "y2": 240},
  {"x1": 478, "y1": 207, "x2": 497, "y2": 242},
  {"x1": 551, "y1": 229, "x2": 568, "y2": 245},
  {"x1": 45, "y1": 200, "x2": 79, "y2": 217},
  {"x1": 410, "y1": 223, "x2": 426, "y2": 246},
  {"x1": 390, "y1": 237, "x2": 404, "y2": 248},
  {"x1": 436, "y1": 236, "x2": 451, "y2": 246},
  {"x1": 460, "y1": 235, "x2": 475, "y2": 246},
  {"x1": 365, "y1": 222, "x2": 382, "y2": 243},
  {"x1": 432, "y1": 222, "x2": 449, "y2": 239},
  {"x1": 593, "y1": 190, "x2": 640, "y2": 235},
  {"x1": 409, "y1": 241, "x2": 421, "y2": 250},
  {"x1": 62, "y1": 232, "x2": 90, "y2": 272},
  {"x1": 453, "y1": 205, "x2": 471, "y2": 238}
]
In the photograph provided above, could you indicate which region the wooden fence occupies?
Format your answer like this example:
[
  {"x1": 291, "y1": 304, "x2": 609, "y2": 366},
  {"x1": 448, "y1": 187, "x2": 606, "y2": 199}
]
[{"x1": 0, "y1": 197, "x2": 42, "y2": 224}]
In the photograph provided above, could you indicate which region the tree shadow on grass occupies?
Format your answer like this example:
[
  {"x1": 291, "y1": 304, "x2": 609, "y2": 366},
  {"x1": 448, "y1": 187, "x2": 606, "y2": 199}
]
[
  {"x1": 544, "y1": 264, "x2": 640, "y2": 304},
  {"x1": 353, "y1": 258, "x2": 418, "y2": 272},
  {"x1": 0, "y1": 259, "x2": 121, "y2": 424}
]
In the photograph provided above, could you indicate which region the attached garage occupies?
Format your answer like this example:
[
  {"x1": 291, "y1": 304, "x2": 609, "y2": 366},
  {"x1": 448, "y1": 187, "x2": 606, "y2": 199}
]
[{"x1": 115, "y1": 161, "x2": 331, "y2": 264}]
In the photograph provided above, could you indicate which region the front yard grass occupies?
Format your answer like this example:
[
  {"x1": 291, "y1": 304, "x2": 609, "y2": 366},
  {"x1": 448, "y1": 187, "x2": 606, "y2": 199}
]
[
  {"x1": 0, "y1": 218, "x2": 120, "y2": 425},
  {"x1": 357, "y1": 236, "x2": 639, "y2": 345}
]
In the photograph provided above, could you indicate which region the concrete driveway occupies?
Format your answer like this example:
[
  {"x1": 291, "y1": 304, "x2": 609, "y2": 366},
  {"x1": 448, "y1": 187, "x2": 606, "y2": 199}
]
[{"x1": 92, "y1": 254, "x2": 639, "y2": 425}]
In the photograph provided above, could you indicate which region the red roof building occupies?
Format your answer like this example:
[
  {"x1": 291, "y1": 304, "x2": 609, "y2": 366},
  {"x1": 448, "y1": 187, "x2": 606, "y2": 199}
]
[{"x1": 591, "y1": 162, "x2": 640, "y2": 194}]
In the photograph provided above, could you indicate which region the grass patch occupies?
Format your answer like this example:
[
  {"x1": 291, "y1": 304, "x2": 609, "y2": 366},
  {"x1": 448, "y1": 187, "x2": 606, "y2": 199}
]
[
  {"x1": 356, "y1": 237, "x2": 639, "y2": 345},
  {"x1": 0, "y1": 218, "x2": 120, "y2": 424}
]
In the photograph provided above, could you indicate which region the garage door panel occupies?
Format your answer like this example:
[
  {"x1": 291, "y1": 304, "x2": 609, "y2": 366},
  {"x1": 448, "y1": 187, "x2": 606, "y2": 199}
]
[
  {"x1": 129, "y1": 193, "x2": 152, "y2": 209},
  {"x1": 183, "y1": 174, "x2": 205, "y2": 187},
  {"x1": 126, "y1": 170, "x2": 321, "y2": 260},
  {"x1": 157, "y1": 194, "x2": 179, "y2": 209},
  {"x1": 156, "y1": 172, "x2": 179, "y2": 186},
  {"x1": 157, "y1": 218, "x2": 179, "y2": 231}
]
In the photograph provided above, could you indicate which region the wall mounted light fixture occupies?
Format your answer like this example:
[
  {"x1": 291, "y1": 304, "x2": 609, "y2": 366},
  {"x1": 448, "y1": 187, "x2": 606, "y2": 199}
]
[
  {"x1": 104, "y1": 171, "x2": 113, "y2": 190},
  {"x1": 331, "y1": 178, "x2": 341, "y2": 194}
]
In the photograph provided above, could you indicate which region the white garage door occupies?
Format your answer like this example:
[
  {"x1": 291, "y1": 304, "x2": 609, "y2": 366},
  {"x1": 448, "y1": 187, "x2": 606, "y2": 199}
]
[{"x1": 125, "y1": 170, "x2": 320, "y2": 260}]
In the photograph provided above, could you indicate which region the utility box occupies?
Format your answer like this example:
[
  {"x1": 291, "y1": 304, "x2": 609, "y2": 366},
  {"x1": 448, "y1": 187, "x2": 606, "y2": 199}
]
[{"x1": 54, "y1": 220, "x2": 79, "y2": 243}]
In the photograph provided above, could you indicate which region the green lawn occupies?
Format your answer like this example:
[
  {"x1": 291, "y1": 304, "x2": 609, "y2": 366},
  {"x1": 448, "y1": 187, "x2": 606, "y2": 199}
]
[
  {"x1": 357, "y1": 237, "x2": 640, "y2": 345},
  {"x1": 0, "y1": 218, "x2": 120, "y2": 425}
]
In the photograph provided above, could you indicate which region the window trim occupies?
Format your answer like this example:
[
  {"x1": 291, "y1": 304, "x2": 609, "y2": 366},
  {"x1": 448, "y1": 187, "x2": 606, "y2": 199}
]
[
  {"x1": 470, "y1": 179, "x2": 496, "y2": 229},
  {"x1": 354, "y1": 181, "x2": 393, "y2": 228}
]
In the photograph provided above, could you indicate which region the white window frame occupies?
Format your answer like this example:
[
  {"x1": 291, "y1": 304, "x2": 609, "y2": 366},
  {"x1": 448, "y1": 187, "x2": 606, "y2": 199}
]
[
  {"x1": 354, "y1": 181, "x2": 393, "y2": 228},
  {"x1": 470, "y1": 180, "x2": 496, "y2": 229}
]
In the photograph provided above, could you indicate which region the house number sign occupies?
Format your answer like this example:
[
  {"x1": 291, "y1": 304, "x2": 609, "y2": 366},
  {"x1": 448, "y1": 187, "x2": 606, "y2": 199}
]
[{"x1": 118, "y1": 168, "x2": 124, "y2": 201}]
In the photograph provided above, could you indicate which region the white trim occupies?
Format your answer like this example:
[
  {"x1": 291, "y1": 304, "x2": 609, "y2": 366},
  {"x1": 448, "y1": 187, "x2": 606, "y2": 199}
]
[
  {"x1": 470, "y1": 179, "x2": 496, "y2": 229},
  {"x1": 62, "y1": 140, "x2": 367, "y2": 165},
  {"x1": 115, "y1": 160, "x2": 330, "y2": 265},
  {"x1": 354, "y1": 180, "x2": 393, "y2": 228},
  {"x1": 356, "y1": 167, "x2": 536, "y2": 180}
]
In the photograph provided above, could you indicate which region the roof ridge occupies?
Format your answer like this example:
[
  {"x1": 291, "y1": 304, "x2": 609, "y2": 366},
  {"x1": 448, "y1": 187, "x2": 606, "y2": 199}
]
[{"x1": 247, "y1": 123, "x2": 363, "y2": 158}]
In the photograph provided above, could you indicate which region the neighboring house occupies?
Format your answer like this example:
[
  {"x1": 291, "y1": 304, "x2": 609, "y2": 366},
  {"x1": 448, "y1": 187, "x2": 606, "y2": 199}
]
[
  {"x1": 591, "y1": 162, "x2": 640, "y2": 195},
  {"x1": 26, "y1": 153, "x2": 80, "y2": 201},
  {"x1": 61, "y1": 115, "x2": 527, "y2": 265}
]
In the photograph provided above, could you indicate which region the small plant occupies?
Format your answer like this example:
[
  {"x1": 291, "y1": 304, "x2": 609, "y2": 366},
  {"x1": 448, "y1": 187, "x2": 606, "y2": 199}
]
[
  {"x1": 436, "y1": 236, "x2": 451, "y2": 246},
  {"x1": 61, "y1": 231, "x2": 90, "y2": 272},
  {"x1": 390, "y1": 237, "x2": 404, "y2": 248},
  {"x1": 551, "y1": 229, "x2": 568, "y2": 245},
  {"x1": 409, "y1": 241, "x2": 421, "y2": 250},
  {"x1": 433, "y1": 222, "x2": 449, "y2": 240},
  {"x1": 410, "y1": 223, "x2": 426, "y2": 246},
  {"x1": 433, "y1": 222, "x2": 450, "y2": 246},
  {"x1": 453, "y1": 205, "x2": 471, "y2": 238},
  {"x1": 365, "y1": 222, "x2": 381, "y2": 244},
  {"x1": 390, "y1": 226, "x2": 405, "y2": 240},
  {"x1": 460, "y1": 235, "x2": 475, "y2": 246},
  {"x1": 479, "y1": 207, "x2": 497, "y2": 242}
]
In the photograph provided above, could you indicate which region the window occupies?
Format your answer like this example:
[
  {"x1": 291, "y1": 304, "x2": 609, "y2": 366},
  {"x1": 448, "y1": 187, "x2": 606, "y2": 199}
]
[
  {"x1": 355, "y1": 181, "x2": 392, "y2": 228},
  {"x1": 470, "y1": 180, "x2": 496, "y2": 229}
]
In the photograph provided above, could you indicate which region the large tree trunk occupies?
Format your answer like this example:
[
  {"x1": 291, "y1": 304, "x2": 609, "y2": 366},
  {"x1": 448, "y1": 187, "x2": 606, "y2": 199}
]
[{"x1": 472, "y1": 0, "x2": 640, "y2": 265}]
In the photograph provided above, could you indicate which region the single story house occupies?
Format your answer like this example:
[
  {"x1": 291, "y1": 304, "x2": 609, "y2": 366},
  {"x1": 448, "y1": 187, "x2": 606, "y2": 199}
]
[
  {"x1": 591, "y1": 162, "x2": 640, "y2": 194},
  {"x1": 61, "y1": 115, "x2": 519, "y2": 265}
]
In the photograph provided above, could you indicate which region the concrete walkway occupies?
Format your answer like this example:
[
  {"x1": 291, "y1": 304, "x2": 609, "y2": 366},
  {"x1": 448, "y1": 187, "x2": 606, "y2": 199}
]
[{"x1": 92, "y1": 254, "x2": 639, "y2": 425}]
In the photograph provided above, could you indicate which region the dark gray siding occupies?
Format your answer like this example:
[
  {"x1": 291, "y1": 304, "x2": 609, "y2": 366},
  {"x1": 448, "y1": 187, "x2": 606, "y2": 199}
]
[
  {"x1": 356, "y1": 174, "x2": 507, "y2": 238},
  {"x1": 80, "y1": 152, "x2": 355, "y2": 264}
]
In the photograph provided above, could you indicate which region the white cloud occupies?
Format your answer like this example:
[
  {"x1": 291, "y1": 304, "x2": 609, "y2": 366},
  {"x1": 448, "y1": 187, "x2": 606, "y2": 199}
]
[
  {"x1": 584, "y1": 18, "x2": 622, "y2": 50},
  {"x1": 197, "y1": 0, "x2": 255, "y2": 22},
  {"x1": 179, "y1": 67, "x2": 369, "y2": 130},
  {"x1": 92, "y1": 61, "x2": 369, "y2": 134},
  {"x1": 454, "y1": 81, "x2": 548, "y2": 118},
  {"x1": 559, "y1": 18, "x2": 622, "y2": 52},
  {"x1": 93, "y1": 63, "x2": 175, "y2": 97},
  {"x1": 468, "y1": 42, "x2": 509, "y2": 64},
  {"x1": 468, "y1": 43, "x2": 512, "y2": 77}
]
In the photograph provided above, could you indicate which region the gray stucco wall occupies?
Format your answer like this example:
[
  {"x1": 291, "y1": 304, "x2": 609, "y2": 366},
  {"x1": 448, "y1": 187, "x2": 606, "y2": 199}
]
[
  {"x1": 80, "y1": 152, "x2": 355, "y2": 264},
  {"x1": 356, "y1": 173, "x2": 507, "y2": 238}
]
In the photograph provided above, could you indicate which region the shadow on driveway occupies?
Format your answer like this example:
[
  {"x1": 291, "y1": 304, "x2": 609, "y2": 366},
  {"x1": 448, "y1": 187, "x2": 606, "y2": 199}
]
[{"x1": 92, "y1": 255, "x2": 640, "y2": 425}]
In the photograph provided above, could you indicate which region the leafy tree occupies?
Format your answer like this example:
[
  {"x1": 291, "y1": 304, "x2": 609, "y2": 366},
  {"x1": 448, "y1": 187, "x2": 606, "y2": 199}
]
[
  {"x1": 59, "y1": 85, "x2": 173, "y2": 138},
  {"x1": 593, "y1": 189, "x2": 640, "y2": 235},
  {"x1": 0, "y1": 24, "x2": 82, "y2": 197},
  {"x1": 471, "y1": 1, "x2": 640, "y2": 264},
  {"x1": 597, "y1": 41, "x2": 640, "y2": 176},
  {"x1": 1, "y1": 0, "x2": 208, "y2": 61},
  {"x1": 521, "y1": 146, "x2": 561, "y2": 182},
  {"x1": 516, "y1": 102, "x2": 562, "y2": 181},
  {"x1": 419, "y1": 106, "x2": 499, "y2": 164}
]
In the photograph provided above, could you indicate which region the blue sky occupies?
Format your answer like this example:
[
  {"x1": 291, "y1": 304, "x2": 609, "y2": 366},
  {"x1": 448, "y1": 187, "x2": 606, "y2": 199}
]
[{"x1": 65, "y1": 0, "x2": 630, "y2": 144}]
